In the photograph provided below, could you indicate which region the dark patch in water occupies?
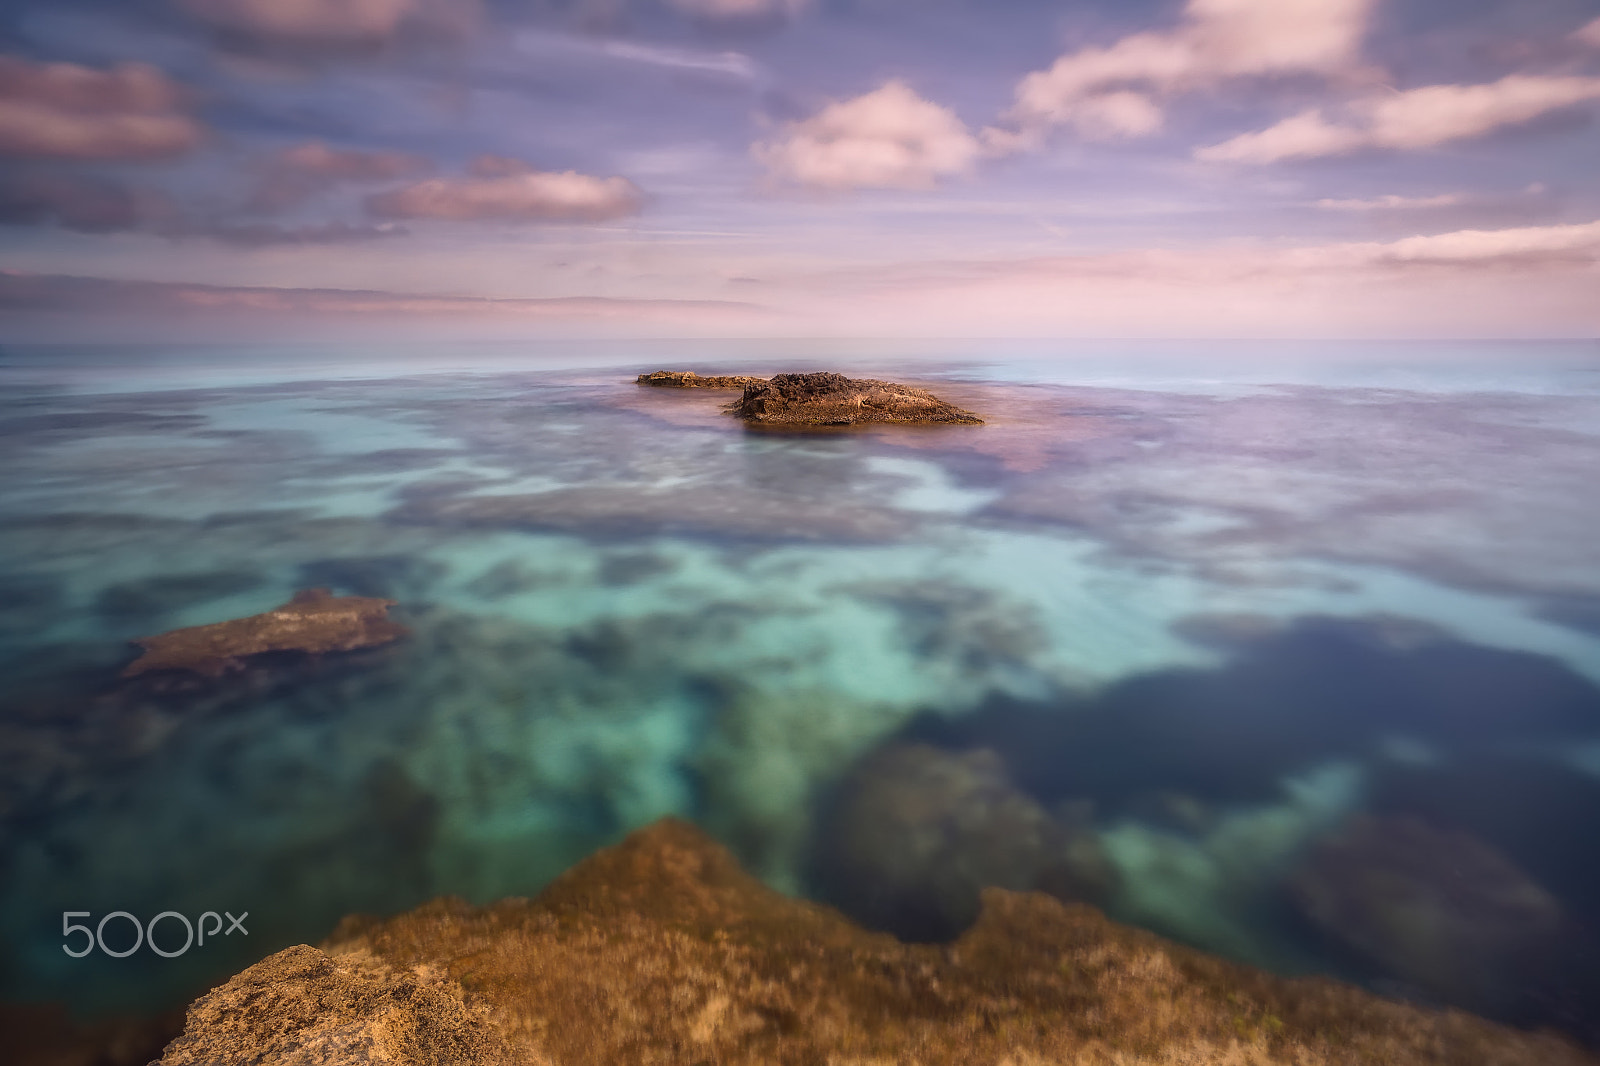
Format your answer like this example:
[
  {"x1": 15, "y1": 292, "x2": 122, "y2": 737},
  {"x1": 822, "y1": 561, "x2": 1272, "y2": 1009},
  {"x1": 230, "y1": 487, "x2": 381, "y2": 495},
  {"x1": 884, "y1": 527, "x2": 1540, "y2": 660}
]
[
  {"x1": 902, "y1": 616, "x2": 1600, "y2": 809},
  {"x1": 94, "y1": 570, "x2": 267, "y2": 623},
  {"x1": 828, "y1": 614, "x2": 1600, "y2": 1045},
  {"x1": 1534, "y1": 595, "x2": 1600, "y2": 638},
  {"x1": 296, "y1": 556, "x2": 446, "y2": 599},
  {"x1": 597, "y1": 551, "x2": 677, "y2": 586},
  {"x1": 1370, "y1": 757, "x2": 1600, "y2": 924},
  {"x1": 463, "y1": 560, "x2": 553, "y2": 599},
  {"x1": 0, "y1": 574, "x2": 62, "y2": 634}
]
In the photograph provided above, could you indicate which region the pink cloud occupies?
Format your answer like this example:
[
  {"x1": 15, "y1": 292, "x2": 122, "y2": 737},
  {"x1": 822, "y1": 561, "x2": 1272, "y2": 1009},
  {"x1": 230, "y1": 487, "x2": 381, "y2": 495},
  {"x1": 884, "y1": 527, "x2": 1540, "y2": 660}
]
[
  {"x1": 250, "y1": 140, "x2": 431, "y2": 211},
  {"x1": 755, "y1": 80, "x2": 981, "y2": 191},
  {"x1": 179, "y1": 0, "x2": 479, "y2": 46},
  {"x1": 0, "y1": 55, "x2": 201, "y2": 160},
  {"x1": 1199, "y1": 74, "x2": 1600, "y2": 162},
  {"x1": 1574, "y1": 17, "x2": 1600, "y2": 49},
  {"x1": 1361, "y1": 220, "x2": 1600, "y2": 265},
  {"x1": 665, "y1": 0, "x2": 808, "y2": 20},
  {"x1": 1314, "y1": 193, "x2": 1463, "y2": 211},
  {"x1": 367, "y1": 161, "x2": 643, "y2": 222},
  {"x1": 986, "y1": 0, "x2": 1376, "y2": 147},
  {"x1": 277, "y1": 141, "x2": 429, "y2": 180}
]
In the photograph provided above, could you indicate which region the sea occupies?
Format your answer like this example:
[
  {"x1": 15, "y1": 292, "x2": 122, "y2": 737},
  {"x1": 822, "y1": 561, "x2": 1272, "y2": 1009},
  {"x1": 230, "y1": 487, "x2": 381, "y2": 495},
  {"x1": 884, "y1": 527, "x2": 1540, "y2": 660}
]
[{"x1": 2, "y1": 338, "x2": 1597, "y2": 1040}]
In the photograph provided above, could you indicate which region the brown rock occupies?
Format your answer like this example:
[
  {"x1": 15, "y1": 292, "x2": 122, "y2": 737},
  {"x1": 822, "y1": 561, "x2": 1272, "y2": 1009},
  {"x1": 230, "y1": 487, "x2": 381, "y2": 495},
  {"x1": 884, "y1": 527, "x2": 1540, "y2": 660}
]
[
  {"x1": 732, "y1": 372, "x2": 984, "y2": 426},
  {"x1": 637, "y1": 370, "x2": 768, "y2": 388},
  {"x1": 1291, "y1": 814, "x2": 1567, "y2": 1016},
  {"x1": 161, "y1": 818, "x2": 1597, "y2": 1066},
  {"x1": 159, "y1": 944, "x2": 512, "y2": 1066},
  {"x1": 813, "y1": 742, "x2": 1117, "y2": 941},
  {"x1": 122, "y1": 588, "x2": 408, "y2": 678}
]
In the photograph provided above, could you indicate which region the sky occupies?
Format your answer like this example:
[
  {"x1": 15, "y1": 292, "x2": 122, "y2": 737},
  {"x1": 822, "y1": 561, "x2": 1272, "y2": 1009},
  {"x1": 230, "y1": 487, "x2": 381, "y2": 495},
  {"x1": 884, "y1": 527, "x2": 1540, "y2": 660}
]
[{"x1": 0, "y1": 0, "x2": 1597, "y2": 340}]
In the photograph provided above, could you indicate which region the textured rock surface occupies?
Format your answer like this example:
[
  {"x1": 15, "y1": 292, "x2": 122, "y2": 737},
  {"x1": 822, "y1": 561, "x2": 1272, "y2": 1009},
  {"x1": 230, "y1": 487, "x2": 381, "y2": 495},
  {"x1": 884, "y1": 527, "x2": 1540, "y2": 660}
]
[
  {"x1": 160, "y1": 818, "x2": 1596, "y2": 1065},
  {"x1": 1291, "y1": 814, "x2": 1566, "y2": 1016},
  {"x1": 733, "y1": 372, "x2": 984, "y2": 426},
  {"x1": 159, "y1": 944, "x2": 512, "y2": 1066},
  {"x1": 122, "y1": 587, "x2": 408, "y2": 678},
  {"x1": 813, "y1": 743, "x2": 1117, "y2": 941},
  {"x1": 637, "y1": 370, "x2": 768, "y2": 388}
]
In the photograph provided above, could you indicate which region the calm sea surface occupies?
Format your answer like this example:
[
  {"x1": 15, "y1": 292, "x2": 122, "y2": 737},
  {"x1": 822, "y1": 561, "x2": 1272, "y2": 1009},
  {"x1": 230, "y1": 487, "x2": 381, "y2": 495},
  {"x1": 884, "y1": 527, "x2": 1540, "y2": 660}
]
[{"x1": 2, "y1": 340, "x2": 1598, "y2": 1038}]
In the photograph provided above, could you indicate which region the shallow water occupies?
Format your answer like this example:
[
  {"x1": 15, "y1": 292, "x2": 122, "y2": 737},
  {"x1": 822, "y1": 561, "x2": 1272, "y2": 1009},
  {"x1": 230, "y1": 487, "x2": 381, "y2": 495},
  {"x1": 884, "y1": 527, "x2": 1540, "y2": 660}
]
[{"x1": 1, "y1": 342, "x2": 1598, "y2": 1040}]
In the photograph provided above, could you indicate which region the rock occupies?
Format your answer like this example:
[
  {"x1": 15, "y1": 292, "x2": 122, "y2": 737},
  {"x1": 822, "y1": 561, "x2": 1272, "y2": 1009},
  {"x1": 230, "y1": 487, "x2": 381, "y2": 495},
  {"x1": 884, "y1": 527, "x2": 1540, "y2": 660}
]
[
  {"x1": 122, "y1": 588, "x2": 408, "y2": 678},
  {"x1": 812, "y1": 742, "x2": 1117, "y2": 941},
  {"x1": 732, "y1": 372, "x2": 984, "y2": 426},
  {"x1": 1290, "y1": 814, "x2": 1566, "y2": 1017},
  {"x1": 637, "y1": 370, "x2": 768, "y2": 388},
  {"x1": 159, "y1": 944, "x2": 513, "y2": 1066},
  {"x1": 161, "y1": 818, "x2": 1598, "y2": 1065}
]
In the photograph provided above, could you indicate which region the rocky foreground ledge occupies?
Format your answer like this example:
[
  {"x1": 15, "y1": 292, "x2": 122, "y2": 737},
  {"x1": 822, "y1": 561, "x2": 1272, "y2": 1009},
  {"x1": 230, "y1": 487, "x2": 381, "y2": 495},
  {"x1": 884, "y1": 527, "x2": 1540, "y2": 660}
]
[
  {"x1": 159, "y1": 819, "x2": 1593, "y2": 1066},
  {"x1": 638, "y1": 369, "x2": 984, "y2": 426}
]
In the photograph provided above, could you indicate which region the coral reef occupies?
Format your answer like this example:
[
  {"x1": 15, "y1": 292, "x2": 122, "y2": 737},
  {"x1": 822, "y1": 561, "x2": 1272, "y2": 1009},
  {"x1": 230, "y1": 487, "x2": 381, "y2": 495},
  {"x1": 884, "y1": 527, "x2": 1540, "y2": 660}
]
[
  {"x1": 732, "y1": 372, "x2": 984, "y2": 426},
  {"x1": 121, "y1": 588, "x2": 408, "y2": 678},
  {"x1": 159, "y1": 819, "x2": 1597, "y2": 1066},
  {"x1": 813, "y1": 742, "x2": 1116, "y2": 940},
  {"x1": 637, "y1": 370, "x2": 768, "y2": 388}
]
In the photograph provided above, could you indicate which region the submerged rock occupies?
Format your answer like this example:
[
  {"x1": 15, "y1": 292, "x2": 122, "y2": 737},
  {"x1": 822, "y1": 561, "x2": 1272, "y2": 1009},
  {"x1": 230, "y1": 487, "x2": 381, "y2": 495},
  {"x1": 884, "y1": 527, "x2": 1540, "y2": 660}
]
[
  {"x1": 122, "y1": 588, "x2": 408, "y2": 678},
  {"x1": 637, "y1": 370, "x2": 768, "y2": 388},
  {"x1": 732, "y1": 372, "x2": 984, "y2": 426},
  {"x1": 1290, "y1": 814, "x2": 1566, "y2": 1017},
  {"x1": 813, "y1": 742, "x2": 1116, "y2": 941},
  {"x1": 161, "y1": 818, "x2": 1596, "y2": 1065}
]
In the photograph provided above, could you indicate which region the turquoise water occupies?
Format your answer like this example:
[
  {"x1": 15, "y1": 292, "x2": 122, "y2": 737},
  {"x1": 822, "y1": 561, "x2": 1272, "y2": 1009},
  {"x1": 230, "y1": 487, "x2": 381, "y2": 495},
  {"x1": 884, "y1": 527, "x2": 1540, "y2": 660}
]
[{"x1": 1, "y1": 341, "x2": 1598, "y2": 1037}]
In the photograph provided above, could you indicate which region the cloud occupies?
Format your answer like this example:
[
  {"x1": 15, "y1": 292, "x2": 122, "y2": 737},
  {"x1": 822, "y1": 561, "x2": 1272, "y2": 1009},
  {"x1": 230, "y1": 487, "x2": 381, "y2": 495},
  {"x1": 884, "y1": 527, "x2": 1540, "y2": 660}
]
[
  {"x1": 0, "y1": 272, "x2": 766, "y2": 337},
  {"x1": 665, "y1": 0, "x2": 808, "y2": 24},
  {"x1": 1198, "y1": 74, "x2": 1600, "y2": 162},
  {"x1": 250, "y1": 140, "x2": 431, "y2": 211},
  {"x1": 1353, "y1": 219, "x2": 1600, "y2": 265},
  {"x1": 178, "y1": 0, "x2": 480, "y2": 49},
  {"x1": 181, "y1": 220, "x2": 410, "y2": 245},
  {"x1": 0, "y1": 172, "x2": 172, "y2": 232},
  {"x1": 515, "y1": 30, "x2": 760, "y2": 81},
  {"x1": 366, "y1": 157, "x2": 643, "y2": 221},
  {"x1": 0, "y1": 55, "x2": 202, "y2": 160},
  {"x1": 987, "y1": 0, "x2": 1376, "y2": 147},
  {"x1": 1575, "y1": 17, "x2": 1600, "y2": 49},
  {"x1": 0, "y1": 168, "x2": 406, "y2": 245},
  {"x1": 754, "y1": 80, "x2": 981, "y2": 191},
  {"x1": 1314, "y1": 193, "x2": 1463, "y2": 211}
]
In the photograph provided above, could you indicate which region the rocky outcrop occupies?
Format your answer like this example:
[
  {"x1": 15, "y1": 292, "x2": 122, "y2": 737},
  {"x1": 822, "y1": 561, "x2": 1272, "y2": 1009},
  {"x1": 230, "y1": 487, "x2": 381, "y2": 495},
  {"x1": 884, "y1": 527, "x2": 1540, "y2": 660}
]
[
  {"x1": 160, "y1": 818, "x2": 1597, "y2": 1066},
  {"x1": 813, "y1": 743, "x2": 1116, "y2": 941},
  {"x1": 637, "y1": 370, "x2": 768, "y2": 388},
  {"x1": 122, "y1": 587, "x2": 408, "y2": 678},
  {"x1": 732, "y1": 372, "x2": 984, "y2": 426},
  {"x1": 159, "y1": 945, "x2": 512, "y2": 1066},
  {"x1": 1291, "y1": 814, "x2": 1567, "y2": 1017}
]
